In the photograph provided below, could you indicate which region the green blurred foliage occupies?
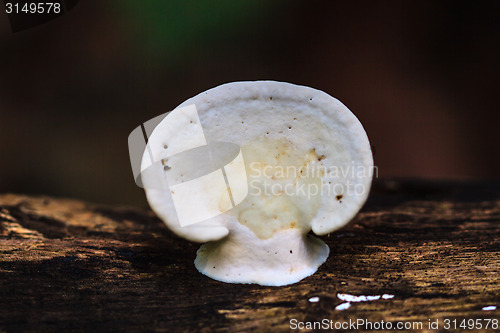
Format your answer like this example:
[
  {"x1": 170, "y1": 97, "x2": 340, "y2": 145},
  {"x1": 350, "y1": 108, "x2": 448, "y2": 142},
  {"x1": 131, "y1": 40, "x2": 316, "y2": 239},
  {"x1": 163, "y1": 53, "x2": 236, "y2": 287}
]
[{"x1": 121, "y1": 0, "x2": 274, "y2": 66}]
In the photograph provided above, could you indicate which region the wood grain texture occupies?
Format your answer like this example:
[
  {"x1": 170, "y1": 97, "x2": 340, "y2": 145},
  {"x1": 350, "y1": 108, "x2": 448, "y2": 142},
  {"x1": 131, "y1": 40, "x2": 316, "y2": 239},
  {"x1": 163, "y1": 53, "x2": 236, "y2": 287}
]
[{"x1": 0, "y1": 180, "x2": 499, "y2": 332}]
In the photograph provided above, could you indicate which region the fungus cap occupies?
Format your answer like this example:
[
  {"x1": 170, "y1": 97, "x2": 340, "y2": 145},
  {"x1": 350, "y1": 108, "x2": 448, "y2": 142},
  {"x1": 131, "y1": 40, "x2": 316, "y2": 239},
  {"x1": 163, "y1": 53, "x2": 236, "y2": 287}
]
[{"x1": 141, "y1": 81, "x2": 373, "y2": 286}]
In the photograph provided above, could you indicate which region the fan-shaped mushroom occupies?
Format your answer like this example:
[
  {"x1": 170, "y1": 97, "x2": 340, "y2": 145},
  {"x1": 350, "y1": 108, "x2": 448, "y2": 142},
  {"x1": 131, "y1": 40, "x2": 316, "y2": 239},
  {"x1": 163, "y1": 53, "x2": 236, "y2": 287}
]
[{"x1": 140, "y1": 81, "x2": 373, "y2": 286}]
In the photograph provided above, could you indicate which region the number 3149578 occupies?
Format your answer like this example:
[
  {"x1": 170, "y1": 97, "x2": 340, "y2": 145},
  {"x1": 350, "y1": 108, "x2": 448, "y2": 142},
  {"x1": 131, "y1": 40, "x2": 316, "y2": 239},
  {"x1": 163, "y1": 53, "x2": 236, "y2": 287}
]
[{"x1": 5, "y1": 2, "x2": 61, "y2": 14}]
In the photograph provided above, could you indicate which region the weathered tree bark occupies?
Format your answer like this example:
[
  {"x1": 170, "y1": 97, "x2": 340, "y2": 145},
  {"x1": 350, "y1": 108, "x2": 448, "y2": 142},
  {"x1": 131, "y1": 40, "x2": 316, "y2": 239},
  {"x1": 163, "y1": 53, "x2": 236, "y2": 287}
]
[{"x1": 0, "y1": 180, "x2": 498, "y2": 332}]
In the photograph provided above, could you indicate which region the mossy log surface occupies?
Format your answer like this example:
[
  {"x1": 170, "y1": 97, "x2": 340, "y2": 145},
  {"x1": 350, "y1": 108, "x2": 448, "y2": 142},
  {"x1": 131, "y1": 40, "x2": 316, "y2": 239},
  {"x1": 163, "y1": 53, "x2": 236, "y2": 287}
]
[{"x1": 0, "y1": 180, "x2": 499, "y2": 332}]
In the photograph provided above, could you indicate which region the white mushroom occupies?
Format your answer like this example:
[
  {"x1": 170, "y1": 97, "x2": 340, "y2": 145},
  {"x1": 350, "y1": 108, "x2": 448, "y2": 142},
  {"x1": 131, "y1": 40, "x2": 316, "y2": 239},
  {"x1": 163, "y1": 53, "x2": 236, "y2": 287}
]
[{"x1": 140, "y1": 81, "x2": 373, "y2": 286}]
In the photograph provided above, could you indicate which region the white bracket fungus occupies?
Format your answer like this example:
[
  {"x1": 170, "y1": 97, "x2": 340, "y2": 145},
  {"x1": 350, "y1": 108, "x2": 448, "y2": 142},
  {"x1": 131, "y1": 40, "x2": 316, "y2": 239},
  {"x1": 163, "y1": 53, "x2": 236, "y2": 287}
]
[{"x1": 141, "y1": 81, "x2": 373, "y2": 286}]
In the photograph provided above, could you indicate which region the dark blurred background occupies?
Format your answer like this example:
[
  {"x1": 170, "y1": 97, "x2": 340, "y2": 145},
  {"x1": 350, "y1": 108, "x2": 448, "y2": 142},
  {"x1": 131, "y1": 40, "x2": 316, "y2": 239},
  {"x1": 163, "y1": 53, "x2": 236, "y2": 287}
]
[{"x1": 1, "y1": 1, "x2": 499, "y2": 207}]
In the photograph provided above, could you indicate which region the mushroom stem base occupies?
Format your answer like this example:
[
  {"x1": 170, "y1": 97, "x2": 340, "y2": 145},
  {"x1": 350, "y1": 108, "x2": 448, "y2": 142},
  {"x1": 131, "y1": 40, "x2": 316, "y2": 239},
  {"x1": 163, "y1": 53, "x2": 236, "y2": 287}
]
[{"x1": 194, "y1": 224, "x2": 329, "y2": 286}]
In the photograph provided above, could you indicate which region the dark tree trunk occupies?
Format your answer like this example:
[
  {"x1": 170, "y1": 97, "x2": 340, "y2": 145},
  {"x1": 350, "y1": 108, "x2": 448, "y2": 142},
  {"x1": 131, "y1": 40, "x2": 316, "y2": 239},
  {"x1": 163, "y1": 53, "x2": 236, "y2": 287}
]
[{"x1": 0, "y1": 180, "x2": 499, "y2": 332}]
